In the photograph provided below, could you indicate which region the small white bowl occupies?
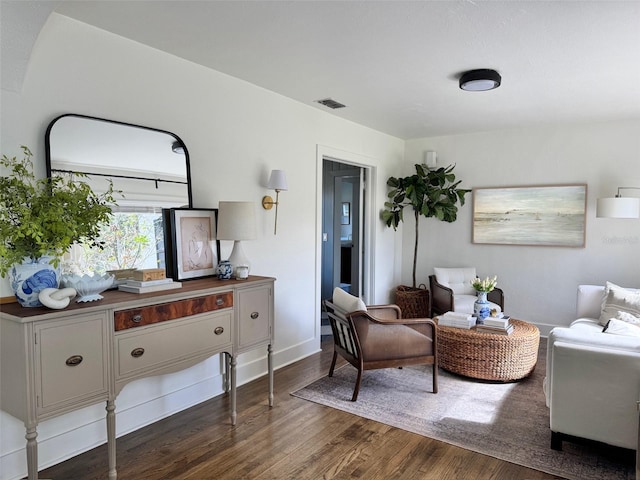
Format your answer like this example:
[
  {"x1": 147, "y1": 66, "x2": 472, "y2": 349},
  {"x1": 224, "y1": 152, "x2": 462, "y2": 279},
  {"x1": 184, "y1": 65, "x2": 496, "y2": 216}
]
[{"x1": 61, "y1": 273, "x2": 114, "y2": 302}]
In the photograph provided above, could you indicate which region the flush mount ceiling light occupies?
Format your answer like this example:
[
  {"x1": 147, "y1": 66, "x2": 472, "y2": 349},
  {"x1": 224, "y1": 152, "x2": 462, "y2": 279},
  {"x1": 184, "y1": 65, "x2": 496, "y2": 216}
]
[{"x1": 459, "y1": 69, "x2": 502, "y2": 92}]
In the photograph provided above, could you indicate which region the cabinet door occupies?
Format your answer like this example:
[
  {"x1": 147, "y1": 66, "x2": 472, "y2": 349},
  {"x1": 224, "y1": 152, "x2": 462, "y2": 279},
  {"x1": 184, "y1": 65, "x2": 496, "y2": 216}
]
[
  {"x1": 236, "y1": 284, "x2": 273, "y2": 352},
  {"x1": 35, "y1": 312, "x2": 109, "y2": 416}
]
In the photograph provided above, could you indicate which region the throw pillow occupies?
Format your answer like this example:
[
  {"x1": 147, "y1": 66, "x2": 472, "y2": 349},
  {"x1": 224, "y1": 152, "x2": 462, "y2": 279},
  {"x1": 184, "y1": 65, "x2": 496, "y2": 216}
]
[
  {"x1": 616, "y1": 310, "x2": 640, "y2": 326},
  {"x1": 603, "y1": 318, "x2": 640, "y2": 338},
  {"x1": 332, "y1": 287, "x2": 367, "y2": 313},
  {"x1": 598, "y1": 282, "x2": 640, "y2": 326}
]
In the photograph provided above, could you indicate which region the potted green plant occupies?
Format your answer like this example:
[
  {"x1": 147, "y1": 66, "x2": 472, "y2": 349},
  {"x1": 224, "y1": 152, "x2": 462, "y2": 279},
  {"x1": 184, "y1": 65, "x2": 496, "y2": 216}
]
[
  {"x1": 382, "y1": 163, "x2": 470, "y2": 317},
  {"x1": 0, "y1": 146, "x2": 117, "y2": 306}
]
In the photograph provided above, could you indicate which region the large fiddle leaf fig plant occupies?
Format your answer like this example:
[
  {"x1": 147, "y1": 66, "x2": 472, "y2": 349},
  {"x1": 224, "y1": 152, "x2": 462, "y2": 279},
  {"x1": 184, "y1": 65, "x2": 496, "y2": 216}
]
[
  {"x1": 382, "y1": 163, "x2": 470, "y2": 287},
  {"x1": 0, "y1": 146, "x2": 117, "y2": 276}
]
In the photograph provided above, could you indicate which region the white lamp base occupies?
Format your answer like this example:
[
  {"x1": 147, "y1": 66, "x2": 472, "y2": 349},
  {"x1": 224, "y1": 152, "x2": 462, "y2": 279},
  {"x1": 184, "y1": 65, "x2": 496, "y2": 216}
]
[{"x1": 228, "y1": 240, "x2": 250, "y2": 274}]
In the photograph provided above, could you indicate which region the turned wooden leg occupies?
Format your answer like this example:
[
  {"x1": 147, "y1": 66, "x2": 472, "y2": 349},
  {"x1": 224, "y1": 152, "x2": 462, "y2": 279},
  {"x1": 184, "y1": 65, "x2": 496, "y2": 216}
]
[
  {"x1": 106, "y1": 399, "x2": 117, "y2": 480},
  {"x1": 230, "y1": 354, "x2": 237, "y2": 425},
  {"x1": 25, "y1": 424, "x2": 38, "y2": 480},
  {"x1": 268, "y1": 344, "x2": 274, "y2": 407}
]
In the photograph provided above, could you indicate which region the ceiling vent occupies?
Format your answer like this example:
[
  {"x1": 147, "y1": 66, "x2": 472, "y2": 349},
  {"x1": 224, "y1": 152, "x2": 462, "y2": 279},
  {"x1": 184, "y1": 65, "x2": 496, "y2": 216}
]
[{"x1": 315, "y1": 98, "x2": 346, "y2": 109}]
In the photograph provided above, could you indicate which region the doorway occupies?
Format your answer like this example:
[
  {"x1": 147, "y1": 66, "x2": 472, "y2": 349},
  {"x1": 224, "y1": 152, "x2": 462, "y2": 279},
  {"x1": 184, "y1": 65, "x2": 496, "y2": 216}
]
[{"x1": 320, "y1": 158, "x2": 366, "y2": 335}]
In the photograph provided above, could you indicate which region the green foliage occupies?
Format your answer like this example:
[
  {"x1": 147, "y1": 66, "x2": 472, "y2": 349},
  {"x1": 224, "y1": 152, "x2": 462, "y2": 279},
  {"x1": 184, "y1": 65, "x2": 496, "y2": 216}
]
[
  {"x1": 0, "y1": 146, "x2": 118, "y2": 276},
  {"x1": 381, "y1": 164, "x2": 470, "y2": 287}
]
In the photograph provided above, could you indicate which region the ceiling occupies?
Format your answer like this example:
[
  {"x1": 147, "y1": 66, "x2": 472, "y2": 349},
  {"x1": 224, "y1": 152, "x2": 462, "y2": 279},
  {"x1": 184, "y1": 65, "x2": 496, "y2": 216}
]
[{"x1": 7, "y1": 1, "x2": 640, "y2": 139}]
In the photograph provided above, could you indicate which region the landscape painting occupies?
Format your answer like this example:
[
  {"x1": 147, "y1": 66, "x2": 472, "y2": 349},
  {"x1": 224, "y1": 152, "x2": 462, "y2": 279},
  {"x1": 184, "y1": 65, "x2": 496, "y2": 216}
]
[{"x1": 472, "y1": 184, "x2": 587, "y2": 247}]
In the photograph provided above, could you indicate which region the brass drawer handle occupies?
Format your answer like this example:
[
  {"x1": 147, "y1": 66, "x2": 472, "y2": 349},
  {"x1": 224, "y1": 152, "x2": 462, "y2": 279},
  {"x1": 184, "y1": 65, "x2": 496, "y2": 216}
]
[
  {"x1": 132, "y1": 314, "x2": 142, "y2": 323},
  {"x1": 250, "y1": 312, "x2": 259, "y2": 319},
  {"x1": 216, "y1": 297, "x2": 225, "y2": 306},
  {"x1": 65, "y1": 355, "x2": 83, "y2": 366},
  {"x1": 214, "y1": 326, "x2": 224, "y2": 335},
  {"x1": 131, "y1": 347, "x2": 145, "y2": 358}
]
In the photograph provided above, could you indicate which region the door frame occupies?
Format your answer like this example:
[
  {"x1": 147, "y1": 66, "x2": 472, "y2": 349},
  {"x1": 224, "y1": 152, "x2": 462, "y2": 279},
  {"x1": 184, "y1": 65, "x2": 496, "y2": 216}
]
[{"x1": 315, "y1": 145, "x2": 376, "y2": 337}]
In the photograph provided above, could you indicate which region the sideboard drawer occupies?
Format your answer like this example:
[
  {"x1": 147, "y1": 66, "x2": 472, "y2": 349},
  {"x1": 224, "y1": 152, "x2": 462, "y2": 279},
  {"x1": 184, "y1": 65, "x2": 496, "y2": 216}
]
[
  {"x1": 114, "y1": 292, "x2": 233, "y2": 331},
  {"x1": 35, "y1": 312, "x2": 109, "y2": 416},
  {"x1": 115, "y1": 311, "x2": 232, "y2": 379}
]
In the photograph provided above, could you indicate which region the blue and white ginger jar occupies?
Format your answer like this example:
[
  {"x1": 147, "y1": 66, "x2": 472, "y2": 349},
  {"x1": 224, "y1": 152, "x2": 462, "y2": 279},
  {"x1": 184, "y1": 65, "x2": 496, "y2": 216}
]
[
  {"x1": 216, "y1": 260, "x2": 232, "y2": 280},
  {"x1": 9, "y1": 257, "x2": 61, "y2": 307}
]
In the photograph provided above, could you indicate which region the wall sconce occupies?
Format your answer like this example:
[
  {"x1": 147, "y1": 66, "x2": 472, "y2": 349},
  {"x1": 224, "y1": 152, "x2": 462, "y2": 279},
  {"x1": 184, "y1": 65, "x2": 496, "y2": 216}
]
[
  {"x1": 171, "y1": 141, "x2": 185, "y2": 154},
  {"x1": 425, "y1": 150, "x2": 437, "y2": 168},
  {"x1": 216, "y1": 201, "x2": 257, "y2": 273},
  {"x1": 262, "y1": 169, "x2": 288, "y2": 234},
  {"x1": 596, "y1": 187, "x2": 640, "y2": 218}
]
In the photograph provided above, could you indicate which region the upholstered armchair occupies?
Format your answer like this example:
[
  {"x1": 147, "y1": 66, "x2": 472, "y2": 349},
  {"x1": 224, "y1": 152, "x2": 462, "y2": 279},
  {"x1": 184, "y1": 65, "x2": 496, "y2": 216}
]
[
  {"x1": 323, "y1": 287, "x2": 438, "y2": 401},
  {"x1": 429, "y1": 267, "x2": 504, "y2": 317}
]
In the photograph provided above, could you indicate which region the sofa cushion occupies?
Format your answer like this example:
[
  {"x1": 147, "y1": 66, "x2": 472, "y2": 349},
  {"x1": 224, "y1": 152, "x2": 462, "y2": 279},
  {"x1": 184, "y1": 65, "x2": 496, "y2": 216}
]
[
  {"x1": 550, "y1": 323, "x2": 640, "y2": 353},
  {"x1": 598, "y1": 282, "x2": 640, "y2": 326},
  {"x1": 603, "y1": 318, "x2": 640, "y2": 338},
  {"x1": 332, "y1": 287, "x2": 367, "y2": 313}
]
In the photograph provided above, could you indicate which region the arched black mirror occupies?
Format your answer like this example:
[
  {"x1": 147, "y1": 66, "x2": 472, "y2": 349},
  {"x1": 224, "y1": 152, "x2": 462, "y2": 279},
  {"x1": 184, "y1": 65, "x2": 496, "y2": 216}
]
[{"x1": 45, "y1": 113, "x2": 192, "y2": 276}]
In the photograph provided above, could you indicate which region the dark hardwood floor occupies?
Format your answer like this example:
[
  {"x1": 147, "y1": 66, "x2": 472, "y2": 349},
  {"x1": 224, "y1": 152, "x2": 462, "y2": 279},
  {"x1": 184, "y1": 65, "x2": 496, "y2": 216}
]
[{"x1": 40, "y1": 338, "x2": 563, "y2": 480}]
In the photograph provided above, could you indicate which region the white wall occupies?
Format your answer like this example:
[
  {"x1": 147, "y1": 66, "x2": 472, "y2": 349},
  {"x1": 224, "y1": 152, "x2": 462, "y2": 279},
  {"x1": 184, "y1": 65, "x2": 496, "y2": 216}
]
[
  {"x1": 404, "y1": 121, "x2": 640, "y2": 334},
  {"x1": 0, "y1": 13, "x2": 404, "y2": 479}
]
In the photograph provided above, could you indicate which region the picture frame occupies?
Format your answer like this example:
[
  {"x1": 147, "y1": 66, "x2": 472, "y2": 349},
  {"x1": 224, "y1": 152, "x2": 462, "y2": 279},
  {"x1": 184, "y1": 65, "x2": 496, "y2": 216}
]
[
  {"x1": 472, "y1": 184, "x2": 587, "y2": 247},
  {"x1": 163, "y1": 208, "x2": 221, "y2": 280},
  {"x1": 341, "y1": 202, "x2": 351, "y2": 225}
]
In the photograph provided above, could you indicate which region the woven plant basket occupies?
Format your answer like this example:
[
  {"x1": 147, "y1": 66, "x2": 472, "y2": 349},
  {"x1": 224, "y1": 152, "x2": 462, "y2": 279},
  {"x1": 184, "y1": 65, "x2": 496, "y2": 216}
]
[{"x1": 395, "y1": 284, "x2": 430, "y2": 319}]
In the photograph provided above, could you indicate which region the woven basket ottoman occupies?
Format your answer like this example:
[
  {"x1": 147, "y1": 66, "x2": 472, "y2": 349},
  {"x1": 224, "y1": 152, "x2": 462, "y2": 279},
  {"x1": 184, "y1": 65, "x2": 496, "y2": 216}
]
[{"x1": 435, "y1": 319, "x2": 540, "y2": 381}]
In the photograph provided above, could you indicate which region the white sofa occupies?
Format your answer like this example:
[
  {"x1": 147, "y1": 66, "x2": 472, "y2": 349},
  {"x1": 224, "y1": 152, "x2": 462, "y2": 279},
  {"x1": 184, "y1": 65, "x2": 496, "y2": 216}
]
[{"x1": 545, "y1": 283, "x2": 640, "y2": 450}]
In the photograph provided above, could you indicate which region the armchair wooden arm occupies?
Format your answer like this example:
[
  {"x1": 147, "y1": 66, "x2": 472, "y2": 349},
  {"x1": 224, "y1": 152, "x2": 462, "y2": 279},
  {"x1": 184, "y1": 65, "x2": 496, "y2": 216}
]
[{"x1": 366, "y1": 304, "x2": 402, "y2": 320}]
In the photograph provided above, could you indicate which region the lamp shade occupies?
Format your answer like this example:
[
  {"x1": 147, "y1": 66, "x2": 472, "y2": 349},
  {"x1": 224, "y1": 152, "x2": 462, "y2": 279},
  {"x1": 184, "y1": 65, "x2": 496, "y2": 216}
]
[
  {"x1": 217, "y1": 201, "x2": 257, "y2": 240},
  {"x1": 267, "y1": 170, "x2": 288, "y2": 191},
  {"x1": 596, "y1": 197, "x2": 640, "y2": 219}
]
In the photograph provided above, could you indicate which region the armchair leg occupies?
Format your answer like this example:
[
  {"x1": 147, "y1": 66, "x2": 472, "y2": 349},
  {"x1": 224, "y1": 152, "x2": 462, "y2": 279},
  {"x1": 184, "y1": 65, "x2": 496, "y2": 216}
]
[
  {"x1": 550, "y1": 431, "x2": 563, "y2": 451},
  {"x1": 328, "y1": 351, "x2": 338, "y2": 377},
  {"x1": 351, "y1": 368, "x2": 363, "y2": 402},
  {"x1": 432, "y1": 364, "x2": 438, "y2": 393}
]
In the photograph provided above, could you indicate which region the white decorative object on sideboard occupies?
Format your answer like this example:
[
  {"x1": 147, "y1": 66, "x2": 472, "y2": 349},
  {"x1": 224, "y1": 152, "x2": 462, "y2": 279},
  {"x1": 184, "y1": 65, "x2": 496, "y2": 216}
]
[{"x1": 0, "y1": 275, "x2": 275, "y2": 480}]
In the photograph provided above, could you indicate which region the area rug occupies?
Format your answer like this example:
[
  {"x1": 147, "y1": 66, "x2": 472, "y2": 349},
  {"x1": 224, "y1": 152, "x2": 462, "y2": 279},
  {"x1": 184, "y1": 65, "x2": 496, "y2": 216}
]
[{"x1": 291, "y1": 343, "x2": 635, "y2": 480}]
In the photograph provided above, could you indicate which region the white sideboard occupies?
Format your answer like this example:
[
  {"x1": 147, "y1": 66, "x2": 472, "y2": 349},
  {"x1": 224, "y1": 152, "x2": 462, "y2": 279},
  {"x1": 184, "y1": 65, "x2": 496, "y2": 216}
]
[{"x1": 0, "y1": 275, "x2": 275, "y2": 480}]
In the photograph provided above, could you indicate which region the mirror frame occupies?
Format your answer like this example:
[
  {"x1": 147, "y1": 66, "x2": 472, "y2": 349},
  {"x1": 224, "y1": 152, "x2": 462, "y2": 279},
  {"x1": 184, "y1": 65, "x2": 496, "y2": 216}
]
[{"x1": 45, "y1": 113, "x2": 193, "y2": 208}]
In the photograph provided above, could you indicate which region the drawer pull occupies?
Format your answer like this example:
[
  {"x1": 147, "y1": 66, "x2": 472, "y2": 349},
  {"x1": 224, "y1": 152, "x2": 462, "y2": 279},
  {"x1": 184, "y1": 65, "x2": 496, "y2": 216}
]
[
  {"x1": 132, "y1": 314, "x2": 143, "y2": 323},
  {"x1": 250, "y1": 312, "x2": 259, "y2": 319},
  {"x1": 131, "y1": 347, "x2": 145, "y2": 358},
  {"x1": 214, "y1": 326, "x2": 224, "y2": 335},
  {"x1": 216, "y1": 297, "x2": 225, "y2": 306},
  {"x1": 65, "y1": 355, "x2": 83, "y2": 366}
]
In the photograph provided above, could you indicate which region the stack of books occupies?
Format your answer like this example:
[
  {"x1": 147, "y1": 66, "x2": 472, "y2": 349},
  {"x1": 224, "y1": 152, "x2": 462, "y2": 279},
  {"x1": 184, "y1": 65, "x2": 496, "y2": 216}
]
[
  {"x1": 118, "y1": 277, "x2": 182, "y2": 294},
  {"x1": 438, "y1": 311, "x2": 476, "y2": 329},
  {"x1": 476, "y1": 314, "x2": 514, "y2": 335}
]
